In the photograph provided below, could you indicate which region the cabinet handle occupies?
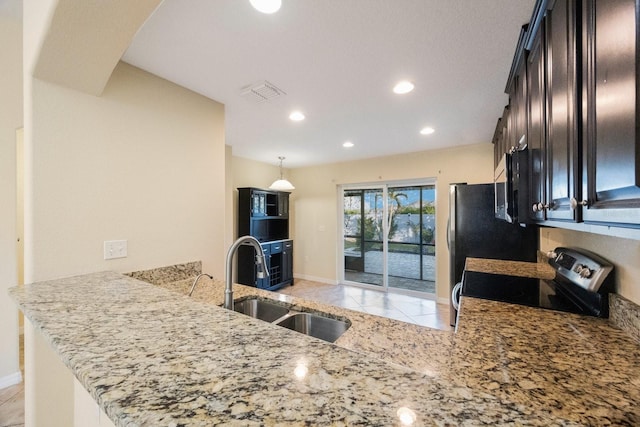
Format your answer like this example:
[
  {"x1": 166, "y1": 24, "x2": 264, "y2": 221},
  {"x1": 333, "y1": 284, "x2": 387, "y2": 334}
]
[
  {"x1": 569, "y1": 198, "x2": 589, "y2": 210},
  {"x1": 532, "y1": 202, "x2": 549, "y2": 213}
]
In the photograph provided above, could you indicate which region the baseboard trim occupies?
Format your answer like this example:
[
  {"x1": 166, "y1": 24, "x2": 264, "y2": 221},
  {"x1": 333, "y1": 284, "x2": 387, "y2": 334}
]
[
  {"x1": 0, "y1": 371, "x2": 23, "y2": 389},
  {"x1": 293, "y1": 274, "x2": 338, "y2": 285}
]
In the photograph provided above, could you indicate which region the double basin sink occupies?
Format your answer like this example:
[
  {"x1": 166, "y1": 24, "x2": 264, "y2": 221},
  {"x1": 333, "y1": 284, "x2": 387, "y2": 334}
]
[{"x1": 232, "y1": 296, "x2": 351, "y2": 343}]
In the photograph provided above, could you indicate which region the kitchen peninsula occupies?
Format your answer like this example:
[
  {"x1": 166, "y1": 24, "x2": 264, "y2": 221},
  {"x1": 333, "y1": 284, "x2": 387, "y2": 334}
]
[{"x1": 10, "y1": 267, "x2": 640, "y2": 426}]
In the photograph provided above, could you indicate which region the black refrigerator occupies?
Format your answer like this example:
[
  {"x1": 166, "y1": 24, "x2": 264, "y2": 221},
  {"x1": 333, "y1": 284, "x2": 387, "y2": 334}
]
[{"x1": 448, "y1": 183, "x2": 538, "y2": 325}]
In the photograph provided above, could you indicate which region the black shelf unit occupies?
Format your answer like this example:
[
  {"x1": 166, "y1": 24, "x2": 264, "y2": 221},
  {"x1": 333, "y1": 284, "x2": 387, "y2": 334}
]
[{"x1": 237, "y1": 188, "x2": 293, "y2": 291}]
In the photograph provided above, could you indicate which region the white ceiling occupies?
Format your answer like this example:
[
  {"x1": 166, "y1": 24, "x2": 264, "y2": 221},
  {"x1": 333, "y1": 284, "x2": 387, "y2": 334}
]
[{"x1": 123, "y1": 0, "x2": 535, "y2": 168}]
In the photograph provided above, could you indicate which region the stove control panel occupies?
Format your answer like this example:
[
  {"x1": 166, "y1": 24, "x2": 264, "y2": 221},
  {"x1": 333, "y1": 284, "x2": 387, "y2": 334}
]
[{"x1": 548, "y1": 247, "x2": 614, "y2": 293}]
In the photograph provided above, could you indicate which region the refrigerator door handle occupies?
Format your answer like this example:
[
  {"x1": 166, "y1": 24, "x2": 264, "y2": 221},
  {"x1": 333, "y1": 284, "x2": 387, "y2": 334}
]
[
  {"x1": 451, "y1": 282, "x2": 462, "y2": 311},
  {"x1": 446, "y1": 217, "x2": 451, "y2": 250}
]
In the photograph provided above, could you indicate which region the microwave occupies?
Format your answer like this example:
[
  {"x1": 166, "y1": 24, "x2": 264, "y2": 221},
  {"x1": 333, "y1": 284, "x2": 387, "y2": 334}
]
[{"x1": 494, "y1": 148, "x2": 530, "y2": 224}]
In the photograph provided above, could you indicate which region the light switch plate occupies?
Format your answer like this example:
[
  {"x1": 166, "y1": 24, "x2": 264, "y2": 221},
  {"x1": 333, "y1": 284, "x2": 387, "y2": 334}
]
[{"x1": 104, "y1": 240, "x2": 127, "y2": 260}]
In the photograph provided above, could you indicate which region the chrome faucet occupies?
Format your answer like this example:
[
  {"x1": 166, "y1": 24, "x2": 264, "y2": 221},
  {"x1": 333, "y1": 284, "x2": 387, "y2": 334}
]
[
  {"x1": 188, "y1": 273, "x2": 213, "y2": 297},
  {"x1": 225, "y1": 235, "x2": 269, "y2": 310}
]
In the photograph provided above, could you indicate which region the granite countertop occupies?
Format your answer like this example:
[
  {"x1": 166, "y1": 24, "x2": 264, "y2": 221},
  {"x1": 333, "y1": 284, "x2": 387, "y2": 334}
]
[
  {"x1": 10, "y1": 260, "x2": 640, "y2": 426},
  {"x1": 464, "y1": 256, "x2": 556, "y2": 280},
  {"x1": 159, "y1": 276, "x2": 454, "y2": 376},
  {"x1": 454, "y1": 297, "x2": 640, "y2": 425}
]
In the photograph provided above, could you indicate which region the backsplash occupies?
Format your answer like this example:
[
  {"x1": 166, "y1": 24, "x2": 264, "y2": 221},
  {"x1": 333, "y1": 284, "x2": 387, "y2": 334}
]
[
  {"x1": 609, "y1": 294, "x2": 640, "y2": 344},
  {"x1": 126, "y1": 261, "x2": 201, "y2": 285},
  {"x1": 540, "y1": 227, "x2": 640, "y2": 306}
]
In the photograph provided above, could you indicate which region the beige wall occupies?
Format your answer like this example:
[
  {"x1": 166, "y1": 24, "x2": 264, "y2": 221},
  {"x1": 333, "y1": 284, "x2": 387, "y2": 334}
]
[
  {"x1": 540, "y1": 228, "x2": 640, "y2": 305},
  {"x1": 288, "y1": 143, "x2": 495, "y2": 301},
  {"x1": 24, "y1": 62, "x2": 226, "y2": 282},
  {"x1": 0, "y1": 1, "x2": 23, "y2": 386}
]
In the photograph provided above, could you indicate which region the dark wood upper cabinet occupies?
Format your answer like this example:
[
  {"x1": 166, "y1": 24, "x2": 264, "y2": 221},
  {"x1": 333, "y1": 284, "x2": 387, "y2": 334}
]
[
  {"x1": 526, "y1": 23, "x2": 547, "y2": 221},
  {"x1": 545, "y1": 0, "x2": 579, "y2": 221},
  {"x1": 510, "y1": 56, "x2": 528, "y2": 153},
  {"x1": 495, "y1": 0, "x2": 640, "y2": 229},
  {"x1": 581, "y1": 0, "x2": 640, "y2": 227},
  {"x1": 492, "y1": 116, "x2": 504, "y2": 170}
]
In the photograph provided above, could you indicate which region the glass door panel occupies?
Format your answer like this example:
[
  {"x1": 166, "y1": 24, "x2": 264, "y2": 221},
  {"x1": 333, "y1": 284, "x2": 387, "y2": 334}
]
[
  {"x1": 343, "y1": 188, "x2": 384, "y2": 287},
  {"x1": 343, "y1": 191, "x2": 364, "y2": 272},
  {"x1": 342, "y1": 183, "x2": 435, "y2": 295},
  {"x1": 387, "y1": 186, "x2": 433, "y2": 293}
]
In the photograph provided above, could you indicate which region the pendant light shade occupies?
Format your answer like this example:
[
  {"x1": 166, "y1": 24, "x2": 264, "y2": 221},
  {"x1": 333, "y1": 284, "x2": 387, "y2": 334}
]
[
  {"x1": 249, "y1": 0, "x2": 281, "y2": 14},
  {"x1": 269, "y1": 156, "x2": 295, "y2": 191}
]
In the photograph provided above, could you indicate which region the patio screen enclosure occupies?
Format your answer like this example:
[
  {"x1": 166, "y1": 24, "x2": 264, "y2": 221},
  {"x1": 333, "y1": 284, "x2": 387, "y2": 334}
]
[{"x1": 342, "y1": 183, "x2": 436, "y2": 294}]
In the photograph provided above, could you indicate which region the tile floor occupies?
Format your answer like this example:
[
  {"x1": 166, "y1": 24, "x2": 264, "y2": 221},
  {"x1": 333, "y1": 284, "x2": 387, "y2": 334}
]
[
  {"x1": 0, "y1": 334, "x2": 23, "y2": 427},
  {"x1": 0, "y1": 279, "x2": 450, "y2": 426}
]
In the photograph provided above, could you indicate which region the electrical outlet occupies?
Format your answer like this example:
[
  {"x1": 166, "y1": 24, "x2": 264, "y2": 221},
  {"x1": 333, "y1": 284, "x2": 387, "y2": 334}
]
[{"x1": 104, "y1": 240, "x2": 127, "y2": 260}]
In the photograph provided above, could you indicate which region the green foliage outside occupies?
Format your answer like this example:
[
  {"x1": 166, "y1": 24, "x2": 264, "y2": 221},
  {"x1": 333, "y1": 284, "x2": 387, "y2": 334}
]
[{"x1": 344, "y1": 186, "x2": 436, "y2": 254}]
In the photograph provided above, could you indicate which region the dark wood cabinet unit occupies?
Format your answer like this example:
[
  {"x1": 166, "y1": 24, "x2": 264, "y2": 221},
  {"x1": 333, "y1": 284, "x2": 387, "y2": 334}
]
[
  {"x1": 501, "y1": 25, "x2": 532, "y2": 224},
  {"x1": 492, "y1": 116, "x2": 505, "y2": 170},
  {"x1": 526, "y1": 23, "x2": 548, "y2": 221},
  {"x1": 524, "y1": 0, "x2": 579, "y2": 222},
  {"x1": 495, "y1": 0, "x2": 640, "y2": 229},
  {"x1": 237, "y1": 187, "x2": 293, "y2": 290},
  {"x1": 508, "y1": 39, "x2": 528, "y2": 155},
  {"x1": 544, "y1": 0, "x2": 580, "y2": 222},
  {"x1": 581, "y1": 0, "x2": 640, "y2": 227},
  {"x1": 281, "y1": 240, "x2": 293, "y2": 284},
  {"x1": 238, "y1": 187, "x2": 290, "y2": 242},
  {"x1": 492, "y1": 107, "x2": 510, "y2": 171}
]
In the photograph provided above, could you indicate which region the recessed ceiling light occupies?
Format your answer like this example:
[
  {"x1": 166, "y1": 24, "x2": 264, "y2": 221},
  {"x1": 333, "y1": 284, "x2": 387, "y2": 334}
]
[
  {"x1": 420, "y1": 127, "x2": 435, "y2": 135},
  {"x1": 343, "y1": 141, "x2": 354, "y2": 148},
  {"x1": 249, "y1": 0, "x2": 282, "y2": 14},
  {"x1": 289, "y1": 111, "x2": 305, "y2": 121},
  {"x1": 393, "y1": 81, "x2": 414, "y2": 94}
]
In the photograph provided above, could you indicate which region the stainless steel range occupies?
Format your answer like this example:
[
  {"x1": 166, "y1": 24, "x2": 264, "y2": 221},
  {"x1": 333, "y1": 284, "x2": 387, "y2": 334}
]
[{"x1": 459, "y1": 247, "x2": 614, "y2": 317}]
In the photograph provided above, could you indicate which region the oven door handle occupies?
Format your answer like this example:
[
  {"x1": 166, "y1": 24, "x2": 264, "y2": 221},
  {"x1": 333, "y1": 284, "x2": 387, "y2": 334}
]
[{"x1": 452, "y1": 282, "x2": 462, "y2": 311}]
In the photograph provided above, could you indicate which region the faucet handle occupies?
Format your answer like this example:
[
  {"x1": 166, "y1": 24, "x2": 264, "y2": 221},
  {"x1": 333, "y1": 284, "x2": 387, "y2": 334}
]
[{"x1": 255, "y1": 254, "x2": 269, "y2": 279}]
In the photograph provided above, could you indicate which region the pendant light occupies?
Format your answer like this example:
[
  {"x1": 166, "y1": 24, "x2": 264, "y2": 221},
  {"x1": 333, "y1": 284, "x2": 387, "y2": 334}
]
[
  {"x1": 250, "y1": 0, "x2": 281, "y2": 14},
  {"x1": 269, "y1": 156, "x2": 295, "y2": 191}
]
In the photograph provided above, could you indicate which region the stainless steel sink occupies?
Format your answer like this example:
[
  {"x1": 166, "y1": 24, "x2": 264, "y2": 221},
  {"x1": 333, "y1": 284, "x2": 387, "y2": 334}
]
[
  {"x1": 275, "y1": 313, "x2": 351, "y2": 343},
  {"x1": 231, "y1": 296, "x2": 351, "y2": 343},
  {"x1": 233, "y1": 297, "x2": 290, "y2": 322}
]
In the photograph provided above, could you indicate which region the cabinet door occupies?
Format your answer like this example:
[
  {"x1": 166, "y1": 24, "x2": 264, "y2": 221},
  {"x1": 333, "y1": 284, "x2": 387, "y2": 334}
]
[
  {"x1": 501, "y1": 106, "x2": 511, "y2": 156},
  {"x1": 545, "y1": 0, "x2": 579, "y2": 221},
  {"x1": 582, "y1": 0, "x2": 640, "y2": 226},
  {"x1": 512, "y1": 59, "x2": 528, "y2": 151},
  {"x1": 282, "y1": 240, "x2": 293, "y2": 284},
  {"x1": 251, "y1": 191, "x2": 266, "y2": 217},
  {"x1": 527, "y1": 25, "x2": 548, "y2": 221},
  {"x1": 278, "y1": 193, "x2": 289, "y2": 217},
  {"x1": 258, "y1": 244, "x2": 272, "y2": 288},
  {"x1": 493, "y1": 117, "x2": 504, "y2": 170}
]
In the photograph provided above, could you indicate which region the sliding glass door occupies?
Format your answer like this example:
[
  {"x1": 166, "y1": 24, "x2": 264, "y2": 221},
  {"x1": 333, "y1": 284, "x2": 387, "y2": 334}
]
[
  {"x1": 343, "y1": 188, "x2": 384, "y2": 287},
  {"x1": 342, "y1": 181, "x2": 436, "y2": 295}
]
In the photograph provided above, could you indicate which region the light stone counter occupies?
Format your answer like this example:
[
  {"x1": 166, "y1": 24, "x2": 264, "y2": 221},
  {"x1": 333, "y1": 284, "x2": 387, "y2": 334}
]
[
  {"x1": 464, "y1": 257, "x2": 556, "y2": 280},
  {"x1": 10, "y1": 264, "x2": 640, "y2": 426},
  {"x1": 157, "y1": 276, "x2": 454, "y2": 376},
  {"x1": 454, "y1": 297, "x2": 640, "y2": 425}
]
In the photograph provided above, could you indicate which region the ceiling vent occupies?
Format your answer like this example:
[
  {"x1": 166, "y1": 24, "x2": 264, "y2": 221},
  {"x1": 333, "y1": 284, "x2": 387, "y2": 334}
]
[{"x1": 240, "y1": 80, "x2": 286, "y2": 103}]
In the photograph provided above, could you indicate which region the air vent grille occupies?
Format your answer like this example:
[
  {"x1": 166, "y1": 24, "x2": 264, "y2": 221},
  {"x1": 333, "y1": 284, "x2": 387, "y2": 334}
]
[{"x1": 240, "y1": 80, "x2": 286, "y2": 103}]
